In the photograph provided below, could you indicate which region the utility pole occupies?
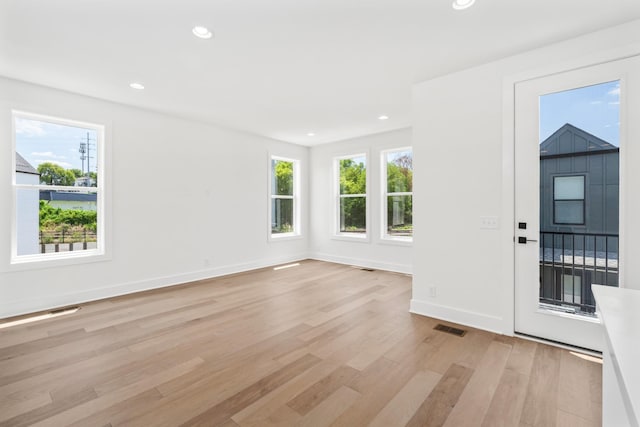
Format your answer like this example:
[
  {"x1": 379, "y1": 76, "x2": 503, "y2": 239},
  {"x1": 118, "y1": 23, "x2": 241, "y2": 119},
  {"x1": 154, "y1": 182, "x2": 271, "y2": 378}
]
[
  {"x1": 79, "y1": 132, "x2": 95, "y2": 186},
  {"x1": 79, "y1": 141, "x2": 86, "y2": 177}
]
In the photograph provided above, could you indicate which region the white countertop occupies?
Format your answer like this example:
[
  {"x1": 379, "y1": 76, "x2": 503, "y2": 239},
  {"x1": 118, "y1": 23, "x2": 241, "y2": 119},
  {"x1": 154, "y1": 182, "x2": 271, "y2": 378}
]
[{"x1": 592, "y1": 285, "x2": 640, "y2": 427}]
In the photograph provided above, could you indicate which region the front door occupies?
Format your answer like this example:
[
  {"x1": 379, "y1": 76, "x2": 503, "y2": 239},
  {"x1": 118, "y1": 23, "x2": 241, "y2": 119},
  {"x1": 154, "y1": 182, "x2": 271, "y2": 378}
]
[{"x1": 514, "y1": 57, "x2": 637, "y2": 351}]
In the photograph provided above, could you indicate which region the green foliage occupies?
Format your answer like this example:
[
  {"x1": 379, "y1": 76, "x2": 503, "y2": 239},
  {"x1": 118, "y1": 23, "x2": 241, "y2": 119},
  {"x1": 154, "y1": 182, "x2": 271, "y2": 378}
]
[
  {"x1": 272, "y1": 223, "x2": 293, "y2": 233},
  {"x1": 37, "y1": 162, "x2": 76, "y2": 186},
  {"x1": 39, "y1": 201, "x2": 97, "y2": 232},
  {"x1": 339, "y1": 158, "x2": 367, "y2": 231},
  {"x1": 273, "y1": 160, "x2": 293, "y2": 195},
  {"x1": 340, "y1": 197, "x2": 366, "y2": 232},
  {"x1": 386, "y1": 153, "x2": 413, "y2": 235},
  {"x1": 387, "y1": 154, "x2": 412, "y2": 193},
  {"x1": 70, "y1": 168, "x2": 83, "y2": 178},
  {"x1": 339, "y1": 159, "x2": 366, "y2": 195},
  {"x1": 271, "y1": 197, "x2": 294, "y2": 233},
  {"x1": 387, "y1": 195, "x2": 413, "y2": 235}
]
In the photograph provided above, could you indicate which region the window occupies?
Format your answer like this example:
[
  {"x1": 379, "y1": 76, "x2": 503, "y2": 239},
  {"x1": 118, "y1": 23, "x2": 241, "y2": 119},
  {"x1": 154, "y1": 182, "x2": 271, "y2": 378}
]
[
  {"x1": 12, "y1": 111, "x2": 105, "y2": 264},
  {"x1": 553, "y1": 175, "x2": 585, "y2": 224},
  {"x1": 270, "y1": 156, "x2": 299, "y2": 237},
  {"x1": 382, "y1": 148, "x2": 413, "y2": 241},
  {"x1": 336, "y1": 154, "x2": 367, "y2": 237}
]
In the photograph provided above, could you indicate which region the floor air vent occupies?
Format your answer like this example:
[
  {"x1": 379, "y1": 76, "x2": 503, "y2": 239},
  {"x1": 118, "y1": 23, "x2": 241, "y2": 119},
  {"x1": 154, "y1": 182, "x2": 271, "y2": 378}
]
[
  {"x1": 434, "y1": 324, "x2": 467, "y2": 337},
  {"x1": 350, "y1": 265, "x2": 375, "y2": 272}
]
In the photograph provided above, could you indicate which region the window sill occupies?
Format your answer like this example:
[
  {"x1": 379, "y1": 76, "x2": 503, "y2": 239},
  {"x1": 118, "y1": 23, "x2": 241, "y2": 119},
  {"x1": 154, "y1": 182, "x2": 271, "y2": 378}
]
[
  {"x1": 6, "y1": 250, "x2": 110, "y2": 272},
  {"x1": 332, "y1": 233, "x2": 370, "y2": 243},
  {"x1": 379, "y1": 237, "x2": 413, "y2": 247},
  {"x1": 269, "y1": 233, "x2": 303, "y2": 242}
]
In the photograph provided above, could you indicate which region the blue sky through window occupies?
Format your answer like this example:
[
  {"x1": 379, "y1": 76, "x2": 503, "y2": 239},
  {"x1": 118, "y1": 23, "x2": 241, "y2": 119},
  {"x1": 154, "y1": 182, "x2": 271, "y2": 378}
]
[
  {"x1": 539, "y1": 80, "x2": 620, "y2": 146},
  {"x1": 15, "y1": 117, "x2": 98, "y2": 173}
]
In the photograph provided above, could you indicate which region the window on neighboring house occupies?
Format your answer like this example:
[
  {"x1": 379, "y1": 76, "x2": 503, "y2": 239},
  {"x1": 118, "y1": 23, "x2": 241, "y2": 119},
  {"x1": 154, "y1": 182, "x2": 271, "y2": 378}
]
[
  {"x1": 554, "y1": 175, "x2": 585, "y2": 225},
  {"x1": 382, "y1": 148, "x2": 413, "y2": 241},
  {"x1": 270, "y1": 156, "x2": 299, "y2": 237},
  {"x1": 336, "y1": 154, "x2": 367, "y2": 237},
  {"x1": 12, "y1": 111, "x2": 105, "y2": 264}
]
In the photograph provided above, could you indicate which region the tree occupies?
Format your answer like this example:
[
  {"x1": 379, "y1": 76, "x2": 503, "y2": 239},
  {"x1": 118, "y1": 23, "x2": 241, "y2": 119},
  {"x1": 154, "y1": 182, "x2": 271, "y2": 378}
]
[
  {"x1": 340, "y1": 159, "x2": 366, "y2": 194},
  {"x1": 273, "y1": 160, "x2": 293, "y2": 195},
  {"x1": 70, "y1": 168, "x2": 83, "y2": 178},
  {"x1": 339, "y1": 159, "x2": 367, "y2": 231},
  {"x1": 386, "y1": 155, "x2": 413, "y2": 232},
  {"x1": 37, "y1": 162, "x2": 76, "y2": 186},
  {"x1": 387, "y1": 156, "x2": 412, "y2": 193}
]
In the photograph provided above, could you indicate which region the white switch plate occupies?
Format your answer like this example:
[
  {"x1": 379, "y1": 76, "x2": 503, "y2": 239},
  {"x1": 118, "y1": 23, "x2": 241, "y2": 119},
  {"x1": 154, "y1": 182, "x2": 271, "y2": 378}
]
[{"x1": 480, "y1": 216, "x2": 499, "y2": 229}]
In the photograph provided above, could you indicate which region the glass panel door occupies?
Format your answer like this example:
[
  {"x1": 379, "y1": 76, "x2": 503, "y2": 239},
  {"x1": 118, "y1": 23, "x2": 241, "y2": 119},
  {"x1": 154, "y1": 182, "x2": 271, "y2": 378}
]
[{"x1": 514, "y1": 57, "x2": 637, "y2": 351}]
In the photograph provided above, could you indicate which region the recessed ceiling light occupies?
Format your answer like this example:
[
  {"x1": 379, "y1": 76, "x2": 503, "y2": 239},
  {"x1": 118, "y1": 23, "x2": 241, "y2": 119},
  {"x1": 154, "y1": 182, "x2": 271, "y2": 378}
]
[
  {"x1": 452, "y1": 0, "x2": 475, "y2": 10},
  {"x1": 378, "y1": 115, "x2": 389, "y2": 120},
  {"x1": 129, "y1": 82, "x2": 145, "y2": 90},
  {"x1": 192, "y1": 26, "x2": 213, "y2": 39},
  {"x1": 307, "y1": 132, "x2": 316, "y2": 137}
]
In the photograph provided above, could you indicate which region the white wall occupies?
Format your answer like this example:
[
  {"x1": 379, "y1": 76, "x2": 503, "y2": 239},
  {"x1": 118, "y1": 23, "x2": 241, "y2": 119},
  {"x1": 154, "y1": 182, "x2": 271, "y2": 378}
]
[
  {"x1": 411, "y1": 19, "x2": 640, "y2": 335},
  {"x1": 309, "y1": 128, "x2": 413, "y2": 274},
  {"x1": 0, "y1": 77, "x2": 309, "y2": 318}
]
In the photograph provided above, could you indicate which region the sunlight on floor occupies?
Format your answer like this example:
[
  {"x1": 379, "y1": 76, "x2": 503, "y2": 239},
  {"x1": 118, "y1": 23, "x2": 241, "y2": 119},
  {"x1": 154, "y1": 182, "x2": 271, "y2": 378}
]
[
  {"x1": 570, "y1": 351, "x2": 603, "y2": 364},
  {"x1": 0, "y1": 306, "x2": 79, "y2": 329},
  {"x1": 273, "y1": 263, "x2": 300, "y2": 271}
]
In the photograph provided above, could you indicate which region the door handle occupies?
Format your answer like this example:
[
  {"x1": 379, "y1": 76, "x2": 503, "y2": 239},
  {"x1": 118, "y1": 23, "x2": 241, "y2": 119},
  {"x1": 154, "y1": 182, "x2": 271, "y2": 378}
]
[{"x1": 518, "y1": 236, "x2": 538, "y2": 244}]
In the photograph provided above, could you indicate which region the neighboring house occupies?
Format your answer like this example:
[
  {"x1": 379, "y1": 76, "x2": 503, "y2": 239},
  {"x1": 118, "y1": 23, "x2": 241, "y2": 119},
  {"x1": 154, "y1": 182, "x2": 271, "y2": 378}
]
[
  {"x1": 15, "y1": 153, "x2": 40, "y2": 256},
  {"x1": 538, "y1": 123, "x2": 619, "y2": 312},
  {"x1": 540, "y1": 123, "x2": 619, "y2": 235},
  {"x1": 74, "y1": 176, "x2": 96, "y2": 187},
  {"x1": 40, "y1": 190, "x2": 97, "y2": 211}
]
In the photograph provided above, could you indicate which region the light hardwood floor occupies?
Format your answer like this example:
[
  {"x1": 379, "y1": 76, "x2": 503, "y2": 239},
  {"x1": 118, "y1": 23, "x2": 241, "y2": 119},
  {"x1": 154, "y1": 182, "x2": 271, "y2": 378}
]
[{"x1": 0, "y1": 260, "x2": 602, "y2": 426}]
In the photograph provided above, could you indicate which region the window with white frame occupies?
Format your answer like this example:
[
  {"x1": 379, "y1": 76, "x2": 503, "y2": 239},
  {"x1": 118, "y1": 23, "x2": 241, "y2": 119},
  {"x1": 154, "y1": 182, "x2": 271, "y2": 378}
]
[
  {"x1": 336, "y1": 154, "x2": 367, "y2": 236},
  {"x1": 12, "y1": 111, "x2": 105, "y2": 263},
  {"x1": 270, "y1": 156, "x2": 299, "y2": 237},
  {"x1": 382, "y1": 148, "x2": 413, "y2": 240}
]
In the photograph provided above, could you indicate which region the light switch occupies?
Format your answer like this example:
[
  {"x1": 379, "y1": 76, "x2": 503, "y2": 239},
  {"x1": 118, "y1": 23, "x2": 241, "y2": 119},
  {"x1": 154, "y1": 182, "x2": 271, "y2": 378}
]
[{"x1": 480, "y1": 216, "x2": 499, "y2": 229}]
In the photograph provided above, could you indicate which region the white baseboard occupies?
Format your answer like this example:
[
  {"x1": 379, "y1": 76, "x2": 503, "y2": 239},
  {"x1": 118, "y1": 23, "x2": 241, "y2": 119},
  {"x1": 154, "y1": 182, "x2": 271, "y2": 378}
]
[
  {"x1": 309, "y1": 252, "x2": 412, "y2": 275},
  {"x1": 1, "y1": 254, "x2": 309, "y2": 319},
  {"x1": 410, "y1": 298, "x2": 504, "y2": 335}
]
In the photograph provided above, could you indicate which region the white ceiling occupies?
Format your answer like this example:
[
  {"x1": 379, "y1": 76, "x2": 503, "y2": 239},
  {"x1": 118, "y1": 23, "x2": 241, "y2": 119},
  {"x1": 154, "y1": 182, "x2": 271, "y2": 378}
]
[{"x1": 2, "y1": 0, "x2": 640, "y2": 146}]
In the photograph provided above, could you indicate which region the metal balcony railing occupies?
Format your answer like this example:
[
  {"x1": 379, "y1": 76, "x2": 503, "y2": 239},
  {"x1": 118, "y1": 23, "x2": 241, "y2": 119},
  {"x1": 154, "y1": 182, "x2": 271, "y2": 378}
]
[{"x1": 539, "y1": 231, "x2": 618, "y2": 315}]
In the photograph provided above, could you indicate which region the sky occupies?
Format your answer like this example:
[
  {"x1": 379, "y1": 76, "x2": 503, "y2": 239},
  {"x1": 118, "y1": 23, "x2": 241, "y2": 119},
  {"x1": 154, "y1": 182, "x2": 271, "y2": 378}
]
[
  {"x1": 539, "y1": 80, "x2": 620, "y2": 146},
  {"x1": 15, "y1": 118, "x2": 98, "y2": 173}
]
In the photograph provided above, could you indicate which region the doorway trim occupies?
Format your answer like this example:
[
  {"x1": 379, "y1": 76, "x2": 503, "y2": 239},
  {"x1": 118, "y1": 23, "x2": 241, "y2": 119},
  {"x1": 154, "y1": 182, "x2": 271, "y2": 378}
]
[{"x1": 501, "y1": 42, "x2": 640, "y2": 339}]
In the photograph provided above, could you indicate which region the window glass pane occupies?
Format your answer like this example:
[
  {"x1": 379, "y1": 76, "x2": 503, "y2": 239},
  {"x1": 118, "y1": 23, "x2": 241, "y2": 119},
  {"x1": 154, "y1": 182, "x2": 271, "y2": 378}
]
[
  {"x1": 339, "y1": 156, "x2": 366, "y2": 195},
  {"x1": 563, "y1": 274, "x2": 582, "y2": 304},
  {"x1": 387, "y1": 195, "x2": 413, "y2": 236},
  {"x1": 16, "y1": 117, "x2": 98, "y2": 187},
  {"x1": 17, "y1": 188, "x2": 98, "y2": 255},
  {"x1": 555, "y1": 200, "x2": 584, "y2": 224},
  {"x1": 554, "y1": 176, "x2": 584, "y2": 200},
  {"x1": 339, "y1": 197, "x2": 366, "y2": 233},
  {"x1": 14, "y1": 114, "x2": 102, "y2": 260},
  {"x1": 540, "y1": 80, "x2": 620, "y2": 315},
  {"x1": 386, "y1": 150, "x2": 413, "y2": 193},
  {"x1": 271, "y1": 198, "x2": 294, "y2": 233},
  {"x1": 16, "y1": 188, "x2": 40, "y2": 256},
  {"x1": 272, "y1": 160, "x2": 293, "y2": 196}
]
